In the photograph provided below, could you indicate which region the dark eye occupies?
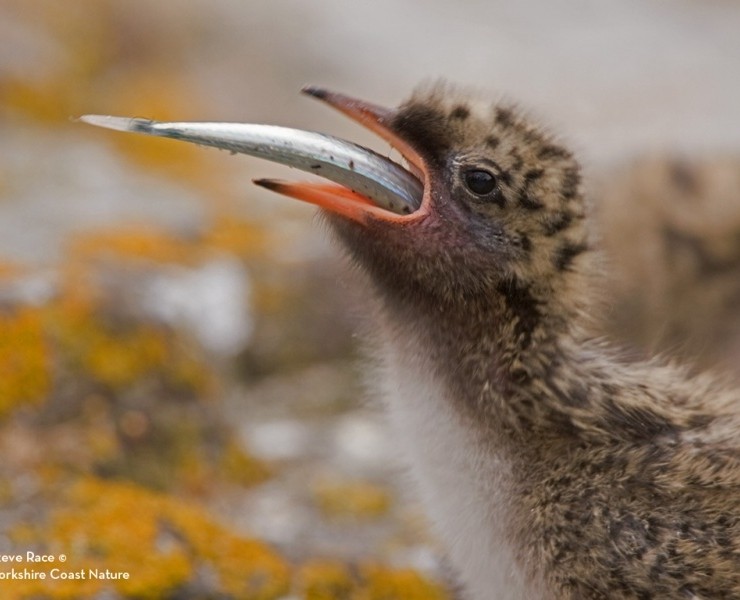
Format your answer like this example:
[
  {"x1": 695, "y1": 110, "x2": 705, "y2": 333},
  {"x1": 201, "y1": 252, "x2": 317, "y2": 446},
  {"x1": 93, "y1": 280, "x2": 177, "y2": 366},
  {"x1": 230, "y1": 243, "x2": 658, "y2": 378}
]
[{"x1": 464, "y1": 169, "x2": 497, "y2": 196}]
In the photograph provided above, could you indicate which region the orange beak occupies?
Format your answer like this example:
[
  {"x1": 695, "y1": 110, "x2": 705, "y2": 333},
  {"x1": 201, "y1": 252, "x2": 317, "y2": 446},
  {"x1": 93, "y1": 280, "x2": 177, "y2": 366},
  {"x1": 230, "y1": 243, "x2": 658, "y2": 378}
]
[{"x1": 253, "y1": 86, "x2": 429, "y2": 224}]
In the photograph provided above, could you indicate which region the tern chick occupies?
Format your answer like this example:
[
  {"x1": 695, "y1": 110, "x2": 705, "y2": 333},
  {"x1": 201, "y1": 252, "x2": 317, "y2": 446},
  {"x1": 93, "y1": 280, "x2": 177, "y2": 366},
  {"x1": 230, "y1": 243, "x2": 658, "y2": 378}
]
[{"x1": 82, "y1": 84, "x2": 740, "y2": 600}]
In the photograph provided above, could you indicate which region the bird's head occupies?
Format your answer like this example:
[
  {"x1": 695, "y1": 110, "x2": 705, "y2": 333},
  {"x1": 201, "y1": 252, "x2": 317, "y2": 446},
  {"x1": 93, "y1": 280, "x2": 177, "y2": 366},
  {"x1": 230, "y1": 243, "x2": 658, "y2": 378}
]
[
  {"x1": 81, "y1": 84, "x2": 593, "y2": 327},
  {"x1": 283, "y1": 84, "x2": 592, "y2": 321}
]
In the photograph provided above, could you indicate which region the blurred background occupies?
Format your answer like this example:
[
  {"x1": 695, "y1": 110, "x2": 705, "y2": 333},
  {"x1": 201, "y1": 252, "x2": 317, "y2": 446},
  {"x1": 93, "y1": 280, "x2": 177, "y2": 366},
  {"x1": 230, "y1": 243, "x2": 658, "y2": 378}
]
[{"x1": 1, "y1": 1, "x2": 739, "y2": 598}]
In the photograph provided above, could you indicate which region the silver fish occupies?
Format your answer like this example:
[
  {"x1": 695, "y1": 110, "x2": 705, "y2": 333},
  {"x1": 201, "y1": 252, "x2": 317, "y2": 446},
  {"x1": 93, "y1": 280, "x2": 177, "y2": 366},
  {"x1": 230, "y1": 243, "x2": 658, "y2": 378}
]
[{"x1": 79, "y1": 115, "x2": 423, "y2": 215}]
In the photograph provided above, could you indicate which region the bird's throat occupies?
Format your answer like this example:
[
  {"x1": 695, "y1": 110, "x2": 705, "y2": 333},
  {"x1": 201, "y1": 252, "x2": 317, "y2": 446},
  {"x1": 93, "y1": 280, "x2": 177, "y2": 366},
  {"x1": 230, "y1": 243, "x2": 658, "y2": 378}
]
[{"x1": 366, "y1": 272, "x2": 573, "y2": 439}]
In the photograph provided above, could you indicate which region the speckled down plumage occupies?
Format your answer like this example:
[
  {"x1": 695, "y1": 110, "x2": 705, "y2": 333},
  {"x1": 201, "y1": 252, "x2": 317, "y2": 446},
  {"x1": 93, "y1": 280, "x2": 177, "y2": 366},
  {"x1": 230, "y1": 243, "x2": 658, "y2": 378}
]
[{"x1": 327, "y1": 83, "x2": 740, "y2": 599}]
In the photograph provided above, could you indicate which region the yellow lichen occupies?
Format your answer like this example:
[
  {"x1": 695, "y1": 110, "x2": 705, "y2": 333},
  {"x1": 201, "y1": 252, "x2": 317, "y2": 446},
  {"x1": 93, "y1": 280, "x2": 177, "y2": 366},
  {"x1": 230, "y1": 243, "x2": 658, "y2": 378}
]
[
  {"x1": 297, "y1": 560, "x2": 450, "y2": 600},
  {"x1": 2, "y1": 76, "x2": 87, "y2": 124},
  {"x1": 359, "y1": 565, "x2": 449, "y2": 600},
  {"x1": 67, "y1": 225, "x2": 198, "y2": 266},
  {"x1": 202, "y1": 215, "x2": 270, "y2": 260},
  {"x1": 67, "y1": 216, "x2": 270, "y2": 269},
  {"x1": 0, "y1": 307, "x2": 51, "y2": 417},
  {"x1": 82, "y1": 422, "x2": 121, "y2": 466},
  {"x1": 0, "y1": 261, "x2": 25, "y2": 279},
  {"x1": 219, "y1": 439, "x2": 273, "y2": 488},
  {"x1": 0, "y1": 248, "x2": 212, "y2": 419},
  {"x1": 177, "y1": 518, "x2": 290, "y2": 600},
  {"x1": 314, "y1": 480, "x2": 392, "y2": 521},
  {"x1": 0, "y1": 1, "x2": 115, "y2": 123},
  {"x1": 48, "y1": 291, "x2": 214, "y2": 395},
  {"x1": 5, "y1": 477, "x2": 290, "y2": 600},
  {"x1": 299, "y1": 560, "x2": 355, "y2": 600}
]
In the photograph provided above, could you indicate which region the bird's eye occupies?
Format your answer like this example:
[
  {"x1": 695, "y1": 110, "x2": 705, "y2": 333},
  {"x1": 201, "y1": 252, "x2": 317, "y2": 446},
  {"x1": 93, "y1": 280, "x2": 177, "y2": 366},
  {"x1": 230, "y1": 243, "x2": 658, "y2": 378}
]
[{"x1": 464, "y1": 169, "x2": 497, "y2": 196}]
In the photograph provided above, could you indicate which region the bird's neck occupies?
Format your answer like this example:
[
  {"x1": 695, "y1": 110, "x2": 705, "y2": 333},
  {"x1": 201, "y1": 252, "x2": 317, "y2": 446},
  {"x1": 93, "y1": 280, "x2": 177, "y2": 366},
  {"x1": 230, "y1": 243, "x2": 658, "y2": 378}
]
[
  {"x1": 376, "y1": 277, "x2": 589, "y2": 440},
  {"x1": 375, "y1": 273, "x2": 705, "y2": 450}
]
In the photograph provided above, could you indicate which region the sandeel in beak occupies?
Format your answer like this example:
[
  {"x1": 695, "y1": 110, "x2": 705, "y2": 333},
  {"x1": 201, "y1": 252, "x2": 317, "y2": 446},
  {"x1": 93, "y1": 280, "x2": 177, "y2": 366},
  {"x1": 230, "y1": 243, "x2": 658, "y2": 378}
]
[{"x1": 79, "y1": 89, "x2": 424, "y2": 218}]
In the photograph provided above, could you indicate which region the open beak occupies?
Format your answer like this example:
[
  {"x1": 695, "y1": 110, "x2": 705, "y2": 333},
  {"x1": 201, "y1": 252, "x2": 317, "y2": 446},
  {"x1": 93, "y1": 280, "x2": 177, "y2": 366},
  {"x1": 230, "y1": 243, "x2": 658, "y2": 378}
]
[{"x1": 80, "y1": 87, "x2": 428, "y2": 224}]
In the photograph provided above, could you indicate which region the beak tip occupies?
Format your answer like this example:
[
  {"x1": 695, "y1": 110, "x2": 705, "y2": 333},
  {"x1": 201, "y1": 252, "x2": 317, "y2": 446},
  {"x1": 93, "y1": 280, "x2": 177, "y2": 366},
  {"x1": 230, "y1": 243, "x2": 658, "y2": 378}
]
[
  {"x1": 253, "y1": 178, "x2": 283, "y2": 192},
  {"x1": 301, "y1": 85, "x2": 329, "y2": 100}
]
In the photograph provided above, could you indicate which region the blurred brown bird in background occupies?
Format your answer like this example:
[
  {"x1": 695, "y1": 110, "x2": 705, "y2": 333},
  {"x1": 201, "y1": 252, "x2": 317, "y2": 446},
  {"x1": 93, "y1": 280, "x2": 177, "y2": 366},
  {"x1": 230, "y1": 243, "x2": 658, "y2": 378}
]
[
  {"x1": 83, "y1": 84, "x2": 740, "y2": 600},
  {"x1": 596, "y1": 156, "x2": 740, "y2": 376}
]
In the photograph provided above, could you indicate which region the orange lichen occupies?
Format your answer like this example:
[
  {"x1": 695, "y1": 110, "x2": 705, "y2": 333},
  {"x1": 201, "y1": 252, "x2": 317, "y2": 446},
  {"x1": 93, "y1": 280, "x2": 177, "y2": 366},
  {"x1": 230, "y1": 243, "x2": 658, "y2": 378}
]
[
  {"x1": 299, "y1": 560, "x2": 355, "y2": 600},
  {"x1": 0, "y1": 261, "x2": 25, "y2": 279},
  {"x1": 218, "y1": 439, "x2": 273, "y2": 488},
  {"x1": 47, "y1": 289, "x2": 214, "y2": 395},
  {"x1": 314, "y1": 480, "x2": 392, "y2": 521},
  {"x1": 81, "y1": 419, "x2": 120, "y2": 465},
  {"x1": 86, "y1": 328, "x2": 168, "y2": 388},
  {"x1": 5, "y1": 477, "x2": 290, "y2": 600},
  {"x1": 67, "y1": 225, "x2": 198, "y2": 266},
  {"x1": 202, "y1": 215, "x2": 270, "y2": 260},
  {"x1": 297, "y1": 560, "x2": 450, "y2": 600},
  {"x1": 2, "y1": 77, "x2": 87, "y2": 124},
  {"x1": 58, "y1": 316, "x2": 193, "y2": 392},
  {"x1": 169, "y1": 438, "x2": 271, "y2": 496},
  {"x1": 67, "y1": 216, "x2": 271, "y2": 269},
  {"x1": 0, "y1": 1, "x2": 115, "y2": 123},
  {"x1": 177, "y1": 513, "x2": 290, "y2": 600},
  {"x1": 360, "y1": 565, "x2": 449, "y2": 600},
  {"x1": 0, "y1": 307, "x2": 51, "y2": 417}
]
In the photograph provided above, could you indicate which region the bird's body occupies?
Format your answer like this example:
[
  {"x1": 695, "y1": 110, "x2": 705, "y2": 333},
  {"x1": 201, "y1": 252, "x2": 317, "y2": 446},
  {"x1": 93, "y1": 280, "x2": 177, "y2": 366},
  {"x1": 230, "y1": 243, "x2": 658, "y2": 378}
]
[
  {"x1": 84, "y1": 82, "x2": 740, "y2": 599},
  {"x1": 376, "y1": 322, "x2": 537, "y2": 598},
  {"x1": 373, "y1": 301, "x2": 740, "y2": 599},
  {"x1": 323, "y1": 85, "x2": 740, "y2": 599}
]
